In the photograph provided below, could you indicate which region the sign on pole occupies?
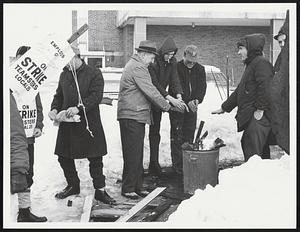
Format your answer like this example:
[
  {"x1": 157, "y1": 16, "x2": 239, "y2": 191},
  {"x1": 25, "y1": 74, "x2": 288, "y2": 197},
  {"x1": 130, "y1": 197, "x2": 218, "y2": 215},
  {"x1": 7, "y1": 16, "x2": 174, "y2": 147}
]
[{"x1": 9, "y1": 34, "x2": 75, "y2": 103}]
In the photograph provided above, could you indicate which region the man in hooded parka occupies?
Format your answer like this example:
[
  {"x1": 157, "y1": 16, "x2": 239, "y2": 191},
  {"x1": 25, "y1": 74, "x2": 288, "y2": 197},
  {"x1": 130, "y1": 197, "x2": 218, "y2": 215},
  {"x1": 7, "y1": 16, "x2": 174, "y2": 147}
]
[
  {"x1": 147, "y1": 36, "x2": 187, "y2": 175},
  {"x1": 212, "y1": 33, "x2": 274, "y2": 161}
]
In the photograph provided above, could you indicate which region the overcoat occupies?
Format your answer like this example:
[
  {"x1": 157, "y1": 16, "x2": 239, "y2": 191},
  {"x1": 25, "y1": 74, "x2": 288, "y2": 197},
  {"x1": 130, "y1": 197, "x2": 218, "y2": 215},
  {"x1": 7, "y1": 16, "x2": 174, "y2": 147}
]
[
  {"x1": 51, "y1": 61, "x2": 107, "y2": 159},
  {"x1": 10, "y1": 91, "x2": 29, "y2": 193},
  {"x1": 222, "y1": 34, "x2": 274, "y2": 132}
]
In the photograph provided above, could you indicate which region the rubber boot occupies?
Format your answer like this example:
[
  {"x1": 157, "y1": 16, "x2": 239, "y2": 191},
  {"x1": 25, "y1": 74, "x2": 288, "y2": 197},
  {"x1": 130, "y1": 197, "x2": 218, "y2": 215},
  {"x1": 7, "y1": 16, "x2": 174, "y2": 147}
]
[{"x1": 17, "y1": 207, "x2": 47, "y2": 222}]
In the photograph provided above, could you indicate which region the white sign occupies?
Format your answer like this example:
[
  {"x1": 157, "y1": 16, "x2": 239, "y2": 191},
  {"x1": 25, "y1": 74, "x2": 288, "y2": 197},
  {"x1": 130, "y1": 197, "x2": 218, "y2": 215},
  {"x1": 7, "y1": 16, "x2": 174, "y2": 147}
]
[
  {"x1": 16, "y1": 97, "x2": 37, "y2": 138},
  {"x1": 9, "y1": 34, "x2": 75, "y2": 102}
]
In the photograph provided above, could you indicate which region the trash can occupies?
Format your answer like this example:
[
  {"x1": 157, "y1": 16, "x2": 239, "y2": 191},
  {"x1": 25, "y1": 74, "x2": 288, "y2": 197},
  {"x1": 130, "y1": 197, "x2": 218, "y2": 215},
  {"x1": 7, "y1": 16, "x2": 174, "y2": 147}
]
[{"x1": 182, "y1": 148, "x2": 220, "y2": 194}]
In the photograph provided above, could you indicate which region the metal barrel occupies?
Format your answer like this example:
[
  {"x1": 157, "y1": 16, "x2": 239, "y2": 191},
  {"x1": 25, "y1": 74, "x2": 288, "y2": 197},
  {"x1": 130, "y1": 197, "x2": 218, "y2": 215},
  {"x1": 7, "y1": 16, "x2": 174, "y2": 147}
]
[{"x1": 182, "y1": 148, "x2": 219, "y2": 194}]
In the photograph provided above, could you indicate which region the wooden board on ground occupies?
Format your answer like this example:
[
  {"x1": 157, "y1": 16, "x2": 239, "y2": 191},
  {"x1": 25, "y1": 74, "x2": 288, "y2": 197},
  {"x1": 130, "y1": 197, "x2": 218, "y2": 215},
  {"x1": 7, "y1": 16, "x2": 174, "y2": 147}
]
[
  {"x1": 80, "y1": 190, "x2": 95, "y2": 222},
  {"x1": 116, "y1": 187, "x2": 166, "y2": 222}
]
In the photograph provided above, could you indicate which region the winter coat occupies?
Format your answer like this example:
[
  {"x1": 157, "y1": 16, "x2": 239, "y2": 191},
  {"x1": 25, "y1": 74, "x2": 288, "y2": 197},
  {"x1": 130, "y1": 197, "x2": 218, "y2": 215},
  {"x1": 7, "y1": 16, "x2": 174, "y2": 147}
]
[
  {"x1": 10, "y1": 91, "x2": 29, "y2": 194},
  {"x1": 177, "y1": 60, "x2": 207, "y2": 104},
  {"x1": 117, "y1": 54, "x2": 171, "y2": 125},
  {"x1": 51, "y1": 61, "x2": 107, "y2": 159},
  {"x1": 26, "y1": 93, "x2": 44, "y2": 144},
  {"x1": 148, "y1": 37, "x2": 183, "y2": 110},
  {"x1": 273, "y1": 51, "x2": 282, "y2": 73},
  {"x1": 222, "y1": 34, "x2": 274, "y2": 132}
]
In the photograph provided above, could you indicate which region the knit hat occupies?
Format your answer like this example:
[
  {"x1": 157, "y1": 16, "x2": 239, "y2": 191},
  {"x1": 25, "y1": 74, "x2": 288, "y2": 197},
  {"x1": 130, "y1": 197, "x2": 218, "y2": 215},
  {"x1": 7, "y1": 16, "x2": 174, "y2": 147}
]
[{"x1": 16, "y1": 46, "x2": 31, "y2": 57}]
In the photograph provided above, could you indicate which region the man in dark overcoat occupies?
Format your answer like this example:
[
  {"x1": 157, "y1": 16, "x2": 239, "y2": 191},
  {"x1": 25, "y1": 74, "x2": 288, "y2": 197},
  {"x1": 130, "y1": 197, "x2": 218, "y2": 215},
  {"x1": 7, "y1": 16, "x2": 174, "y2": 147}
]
[
  {"x1": 212, "y1": 33, "x2": 274, "y2": 161},
  {"x1": 48, "y1": 46, "x2": 115, "y2": 204}
]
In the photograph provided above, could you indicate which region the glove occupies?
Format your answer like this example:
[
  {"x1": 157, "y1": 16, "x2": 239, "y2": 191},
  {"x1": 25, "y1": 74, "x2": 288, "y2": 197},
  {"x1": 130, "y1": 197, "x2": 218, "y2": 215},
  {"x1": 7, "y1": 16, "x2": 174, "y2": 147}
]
[
  {"x1": 11, "y1": 172, "x2": 28, "y2": 194},
  {"x1": 188, "y1": 100, "x2": 198, "y2": 113},
  {"x1": 53, "y1": 110, "x2": 81, "y2": 126}
]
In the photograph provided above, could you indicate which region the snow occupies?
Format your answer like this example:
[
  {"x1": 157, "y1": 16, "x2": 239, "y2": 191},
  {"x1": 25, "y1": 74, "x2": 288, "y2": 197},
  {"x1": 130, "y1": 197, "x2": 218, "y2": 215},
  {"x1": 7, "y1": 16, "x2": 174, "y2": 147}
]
[
  {"x1": 167, "y1": 155, "x2": 293, "y2": 228},
  {"x1": 8, "y1": 73, "x2": 294, "y2": 228}
]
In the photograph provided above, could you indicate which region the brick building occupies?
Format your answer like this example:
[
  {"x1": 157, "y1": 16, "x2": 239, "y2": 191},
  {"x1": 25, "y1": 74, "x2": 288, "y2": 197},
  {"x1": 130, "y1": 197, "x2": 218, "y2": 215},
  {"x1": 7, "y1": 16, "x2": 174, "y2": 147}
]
[{"x1": 72, "y1": 10, "x2": 285, "y2": 84}]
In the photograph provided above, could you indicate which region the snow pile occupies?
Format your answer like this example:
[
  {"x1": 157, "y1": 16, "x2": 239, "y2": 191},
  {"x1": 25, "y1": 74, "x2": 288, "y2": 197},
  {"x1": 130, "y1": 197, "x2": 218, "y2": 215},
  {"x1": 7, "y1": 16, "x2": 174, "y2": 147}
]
[{"x1": 167, "y1": 155, "x2": 293, "y2": 228}]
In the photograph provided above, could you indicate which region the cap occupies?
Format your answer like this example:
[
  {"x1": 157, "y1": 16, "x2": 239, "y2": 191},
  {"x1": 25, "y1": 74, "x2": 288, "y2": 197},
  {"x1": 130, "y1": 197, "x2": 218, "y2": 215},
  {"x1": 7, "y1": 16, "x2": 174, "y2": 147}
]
[{"x1": 16, "y1": 46, "x2": 31, "y2": 57}]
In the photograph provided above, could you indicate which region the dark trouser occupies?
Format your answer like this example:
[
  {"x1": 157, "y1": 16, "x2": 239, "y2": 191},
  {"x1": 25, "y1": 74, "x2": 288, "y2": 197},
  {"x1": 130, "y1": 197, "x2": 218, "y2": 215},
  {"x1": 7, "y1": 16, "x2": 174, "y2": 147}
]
[
  {"x1": 119, "y1": 119, "x2": 145, "y2": 193},
  {"x1": 261, "y1": 130, "x2": 277, "y2": 159},
  {"x1": 149, "y1": 111, "x2": 162, "y2": 164},
  {"x1": 58, "y1": 156, "x2": 105, "y2": 189},
  {"x1": 241, "y1": 114, "x2": 271, "y2": 162},
  {"x1": 169, "y1": 111, "x2": 197, "y2": 172},
  {"x1": 26, "y1": 144, "x2": 34, "y2": 188}
]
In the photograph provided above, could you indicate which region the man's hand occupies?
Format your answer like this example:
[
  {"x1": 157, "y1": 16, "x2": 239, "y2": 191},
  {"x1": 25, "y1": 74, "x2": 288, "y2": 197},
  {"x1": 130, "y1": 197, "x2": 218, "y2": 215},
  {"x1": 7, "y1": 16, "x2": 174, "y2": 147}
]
[
  {"x1": 254, "y1": 109, "x2": 264, "y2": 120},
  {"x1": 170, "y1": 106, "x2": 185, "y2": 113},
  {"x1": 66, "y1": 107, "x2": 79, "y2": 118},
  {"x1": 211, "y1": 108, "x2": 225, "y2": 114},
  {"x1": 176, "y1": 94, "x2": 182, "y2": 101},
  {"x1": 48, "y1": 109, "x2": 58, "y2": 121},
  {"x1": 188, "y1": 99, "x2": 199, "y2": 113},
  {"x1": 166, "y1": 95, "x2": 189, "y2": 112},
  {"x1": 33, "y1": 128, "x2": 42, "y2": 138}
]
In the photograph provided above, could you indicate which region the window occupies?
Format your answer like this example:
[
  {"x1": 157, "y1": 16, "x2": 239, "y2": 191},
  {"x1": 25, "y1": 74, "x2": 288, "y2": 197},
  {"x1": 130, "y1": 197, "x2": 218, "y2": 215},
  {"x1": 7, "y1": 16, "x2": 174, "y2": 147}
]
[{"x1": 87, "y1": 58, "x2": 102, "y2": 68}]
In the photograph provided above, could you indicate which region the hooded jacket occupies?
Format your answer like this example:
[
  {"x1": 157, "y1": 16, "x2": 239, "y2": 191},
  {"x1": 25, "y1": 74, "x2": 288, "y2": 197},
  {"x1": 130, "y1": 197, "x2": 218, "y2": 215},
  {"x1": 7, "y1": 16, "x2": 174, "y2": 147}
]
[
  {"x1": 222, "y1": 33, "x2": 274, "y2": 132},
  {"x1": 148, "y1": 37, "x2": 183, "y2": 104},
  {"x1": 117, "y1": 54, "x2": 171, "y2": 125}
]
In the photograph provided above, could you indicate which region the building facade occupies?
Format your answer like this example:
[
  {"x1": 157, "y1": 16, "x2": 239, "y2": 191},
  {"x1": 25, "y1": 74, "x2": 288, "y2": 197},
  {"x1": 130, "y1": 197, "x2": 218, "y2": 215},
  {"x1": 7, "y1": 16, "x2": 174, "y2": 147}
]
[{"x1": 72, "y1": 9, "x2": 285, "y2": 84}]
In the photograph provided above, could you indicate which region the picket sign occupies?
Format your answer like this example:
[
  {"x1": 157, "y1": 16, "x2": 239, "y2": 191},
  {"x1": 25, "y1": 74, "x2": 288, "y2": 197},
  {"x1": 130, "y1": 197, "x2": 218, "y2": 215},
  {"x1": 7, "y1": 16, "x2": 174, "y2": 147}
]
[
  {"x1": 10, "y1": 24, "x2": 88, "y2": 104},
  {"x1": 16, "y1": 97, "x2": 37, "y2": 137}
]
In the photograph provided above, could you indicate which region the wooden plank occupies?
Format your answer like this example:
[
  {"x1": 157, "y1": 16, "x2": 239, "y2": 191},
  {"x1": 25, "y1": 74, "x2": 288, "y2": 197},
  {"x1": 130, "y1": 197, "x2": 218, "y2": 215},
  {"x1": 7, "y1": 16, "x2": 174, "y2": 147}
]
[
  {"x1": 141, "y1": 198, "x2": 174, "y2": 222},
  {"x1": 67, "y1": 23, "x2": 89, "y2": 44},
  {"x1": 80, "y1": 190, "x2": 95, "y2": 222},
  {"x1": 116, "y1": 187, "x2": 166, "y2": 222},
  {"x1": 91, "y1": 208, "x2": 126, "y2": 218}
]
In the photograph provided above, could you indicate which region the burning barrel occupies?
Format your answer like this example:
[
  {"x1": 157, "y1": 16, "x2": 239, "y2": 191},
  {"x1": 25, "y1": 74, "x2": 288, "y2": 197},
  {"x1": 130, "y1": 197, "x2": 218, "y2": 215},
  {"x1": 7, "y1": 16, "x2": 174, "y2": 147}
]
[{"x1": 182, "y1": 148, "x2": 220, "y2": 194}]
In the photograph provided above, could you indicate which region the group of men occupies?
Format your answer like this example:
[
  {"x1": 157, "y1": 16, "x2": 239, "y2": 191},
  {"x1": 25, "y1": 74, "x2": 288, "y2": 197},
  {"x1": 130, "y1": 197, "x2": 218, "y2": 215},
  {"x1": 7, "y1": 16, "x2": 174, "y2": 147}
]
[{"x1": 10, "y1": 26, "x2": 287, "y2": 221}]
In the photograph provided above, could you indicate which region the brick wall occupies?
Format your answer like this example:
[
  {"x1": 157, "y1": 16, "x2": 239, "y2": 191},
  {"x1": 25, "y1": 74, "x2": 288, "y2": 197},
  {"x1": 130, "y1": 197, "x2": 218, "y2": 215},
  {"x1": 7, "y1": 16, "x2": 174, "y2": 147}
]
[
  {"x1": 147, "y1": 25, "x2": 272, "y2": 85},
  {"x1": 85, "y1": 11, "x2": 273, "y2": 84},
  {"x1": 88, "y1": 10, "x2": 124, "y2": 67},
  {"x1": 122, "y1": 25, "x2": 134, "y2": 65}
]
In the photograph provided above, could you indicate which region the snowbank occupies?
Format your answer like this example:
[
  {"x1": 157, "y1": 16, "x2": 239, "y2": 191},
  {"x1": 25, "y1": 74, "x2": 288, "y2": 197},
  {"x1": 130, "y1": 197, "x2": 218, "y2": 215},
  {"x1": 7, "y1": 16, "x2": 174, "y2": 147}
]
[{"x1": 167, "y1": 154, "x2": 294, "y2": 228}]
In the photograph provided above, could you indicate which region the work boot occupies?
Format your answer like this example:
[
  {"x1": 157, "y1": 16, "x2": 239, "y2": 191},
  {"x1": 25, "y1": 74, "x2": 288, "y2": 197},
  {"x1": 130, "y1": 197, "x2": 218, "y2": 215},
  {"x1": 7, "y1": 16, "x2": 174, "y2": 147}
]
[
  {"x1": 95, "y1": 189, "x2": 116, "y2": 205},
  {"x1": 135, "y1": 190, "x2": 150, "y2": 198},
  {"x1": 17, "y1": 208, "x2": 47, "y2": 222},
  {"x1": 55, "y1": 185, "x2": 80, "y2": 199},
  {"x1": 148, "y1": 162, "x2": 162, "y2": 176}
]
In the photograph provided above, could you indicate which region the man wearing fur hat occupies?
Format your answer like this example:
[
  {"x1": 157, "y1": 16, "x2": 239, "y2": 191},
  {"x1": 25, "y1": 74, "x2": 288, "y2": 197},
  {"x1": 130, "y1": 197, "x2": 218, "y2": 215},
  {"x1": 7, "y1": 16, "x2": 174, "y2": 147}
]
[
  {"x1": 170, "y1": 45, "x2": 207, "y2": 174},
  {"x1": 48, "y1": 45, "x2": 116, "y2": 204},
  {"x1": 212, "y1": 33, "x2": 274, "y2": 162}
]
